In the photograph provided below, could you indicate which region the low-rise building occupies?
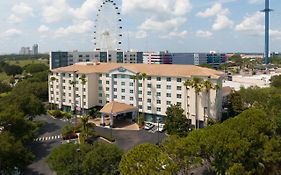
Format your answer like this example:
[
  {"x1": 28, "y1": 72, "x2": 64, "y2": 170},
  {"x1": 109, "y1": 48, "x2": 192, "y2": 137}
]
[
  {"x1": 143, "y1": 51, "x2": 172, "y2": 64},
  {"x1": 49, "y1": 63, "x2": 223, "y2": 127},
  {"x1": 172, "y1": 53, "x2": 207, "y2": 65},
  {"x1": 50, "y1": 50, "x2": 143, "y2": 69}
]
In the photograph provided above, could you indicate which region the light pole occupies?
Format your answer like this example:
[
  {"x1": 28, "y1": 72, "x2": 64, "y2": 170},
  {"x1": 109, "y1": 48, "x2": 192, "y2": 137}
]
[
  {"x1": 157, "y1": 117, "x2": 160, "y2": 145},
  {"x1": 76, "y1": 148, "x2": 81, "y2": 175}
]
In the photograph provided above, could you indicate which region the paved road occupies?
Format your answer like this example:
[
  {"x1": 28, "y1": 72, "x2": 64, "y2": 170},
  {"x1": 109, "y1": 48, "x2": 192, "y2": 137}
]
[
  {"x1": 95, "y1": 127, "x2": 167, "y2": 151},
  {"x1": 24, "y1": 115, "x2": 67, "y2": 175},
  {"x1": 25, "y1": 115, "x2": 167, "y2": 174}
]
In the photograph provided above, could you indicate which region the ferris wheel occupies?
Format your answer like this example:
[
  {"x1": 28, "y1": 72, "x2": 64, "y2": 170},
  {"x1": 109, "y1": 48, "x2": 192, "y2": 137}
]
[{"x1": 94, "y1": 0, "x2": 122, "y2": 51}]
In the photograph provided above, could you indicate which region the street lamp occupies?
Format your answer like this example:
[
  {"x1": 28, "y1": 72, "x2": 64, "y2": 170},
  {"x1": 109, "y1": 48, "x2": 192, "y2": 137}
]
[
  {"x1": 156, "y1": 117, "x2": 160, "y2": 145},
  {"x1": 76, "y1": 148, "x2": 81, "y2": 175}
]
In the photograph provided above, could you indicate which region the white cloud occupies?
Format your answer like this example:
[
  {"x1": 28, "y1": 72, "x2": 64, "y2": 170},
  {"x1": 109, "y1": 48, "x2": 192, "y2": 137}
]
[
  {"x1": 12, "y1": 2, "x2": 34, "y2": 17},
  {"x1": 8, "y1": 14, "x2": 22, "y2": 23},
  {"x1": 140, "y1": 17, "x2": 186, "y2": 32},
  {"x1": 212, "y1": 14, "x2": 234, "y2": 31},
  {"x1": 72, "y1": 0, "x2": 101, "y2": 19},
  {"x1": 197, "y1": 3, "x2": 233, "y2": 31},
  {"x1": 122, "y1": 0, "x2": 192, "y2": 17},
  {"x1": 235, "y1": 12, "x2": 263, "y2": 33},
  {"x1": 161, "y1": 30, "x2": 188, "y2": 39},
  {"x1": 235, "y1": 12, "x2": 281, "y2": 40},
  {"x1": 38, "y1": 25, "x2": 50, "y2": 33},
  {"x1": 197, "y1": 3, "x2": 224, "y2": 18},
  {"x1": 196, "y1": 30, "x2": 213, "y2": 38},
  {"x1": 55, "y1": 20, "x2": 94, "y2": 37},
  {"x1": 0, "y1": 29, "x2": 22, "y2": 38},
  {"x1": 136, "y1": 30, "x2": 148, "y2": 39}
]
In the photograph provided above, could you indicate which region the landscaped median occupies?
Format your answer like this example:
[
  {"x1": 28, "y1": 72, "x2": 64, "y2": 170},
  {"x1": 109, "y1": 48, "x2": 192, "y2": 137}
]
[{"x1": 47, "y1": 110, "x2": 72, "y2": 120}]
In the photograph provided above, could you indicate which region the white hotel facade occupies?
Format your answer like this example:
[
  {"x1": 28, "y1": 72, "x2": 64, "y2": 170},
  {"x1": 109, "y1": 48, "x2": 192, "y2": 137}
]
[{"x1": 49, "y1": 62, "x2": 223, "y2": 127}]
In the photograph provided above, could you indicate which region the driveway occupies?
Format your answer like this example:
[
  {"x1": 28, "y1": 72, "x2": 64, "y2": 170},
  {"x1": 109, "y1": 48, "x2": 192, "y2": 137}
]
[{"x1": 95, "y1": 126, "x2": 167, "y2": 151}]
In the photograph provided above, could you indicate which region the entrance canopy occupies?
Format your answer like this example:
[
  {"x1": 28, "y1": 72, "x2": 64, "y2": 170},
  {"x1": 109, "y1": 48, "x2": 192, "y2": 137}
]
[{"x1": 100, "y1": 101, "x2": 138, "y2": 116}]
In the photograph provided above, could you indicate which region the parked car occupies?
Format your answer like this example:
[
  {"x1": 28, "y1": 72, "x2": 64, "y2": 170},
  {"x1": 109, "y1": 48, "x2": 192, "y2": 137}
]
[
  {"x1": 156, "y1": 124, "x2": 165, "y2": 132},
  {"x1": 144, "y1": 122, "x2": 154, "y2": 130}
]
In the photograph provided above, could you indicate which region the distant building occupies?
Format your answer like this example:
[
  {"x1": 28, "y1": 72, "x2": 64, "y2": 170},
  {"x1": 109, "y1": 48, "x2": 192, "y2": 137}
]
[
  {"x1": 32, "y1": 44, "x2": 39, "y2": 55},
  {"x1": 19, "y1": 44, "x2": 39, "y2": 55},
  {"x1": 172, "y1": 53, "x2": 207, "y2": 65},
  {"x1": 50, "y1": 50, "x2": 143, "y2": 70},
  {"x1": 143, "y1": 51, "x2": 172, "y2": 64},
  {"x1": 207, "y1": 53, "x2": 227, "y2": 67}
]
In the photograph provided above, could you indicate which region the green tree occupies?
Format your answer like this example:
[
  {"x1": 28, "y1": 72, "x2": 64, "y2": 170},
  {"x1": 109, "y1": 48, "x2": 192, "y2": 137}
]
[
  {"x1": 0, "y1": 132, "x2": 34, "y2": 174},
  {"x1": 184, "y1": 77, "x2": 204, "y2": 129},
  {"x1": 83, "y1": 143, "x2": 123, "y2": 175},
  {"x1": 119, "y1": 143, "x2": 177, "y2": 175},
  {"x1": 23, "y1": 63, "x2": 48, "y2": 74},
  {"x1": 203, "y1": 80, "x2": 215, "y2": 124},
  {"x1": 271, "y1": 75, "x2": 281, "y2": 88},
  {"x1": 165, "y1": 104, "x2": 192, "y2": 137},
  {"x1": 0, "y1": 81, "x2": 11, "y2": 93},
  {"x1": 3, "y1": 64, "x2": 23, "y2": 76}
]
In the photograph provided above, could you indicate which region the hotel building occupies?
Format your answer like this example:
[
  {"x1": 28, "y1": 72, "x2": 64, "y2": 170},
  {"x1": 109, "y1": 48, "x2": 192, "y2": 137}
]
[{"x1": 49, "y1": 62, "x2": 223, "y2": 127}]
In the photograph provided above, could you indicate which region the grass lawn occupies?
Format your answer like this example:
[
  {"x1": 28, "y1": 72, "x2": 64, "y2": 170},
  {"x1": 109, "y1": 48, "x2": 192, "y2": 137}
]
[{"x1": 7, "y1": 59, "x2": 49, "y2": 67}]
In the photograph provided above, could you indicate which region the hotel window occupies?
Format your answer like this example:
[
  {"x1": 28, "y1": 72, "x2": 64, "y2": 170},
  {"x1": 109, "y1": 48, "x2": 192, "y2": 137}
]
[
  {"x1": 121, "y1": 75, "x2": 126, "y2": 78},
  {"x1": 121, "y1": 82, "x2": 125, "y2": 86},
  {"x1": 106, "y1": 94, "x2": 110, "y2": 98},
  {"x1": 157, "y1": 100, "x2": 161, "y2": 104},
  {"x1": 166, "y1": 77, "x2": 171, "y2": 82},
  {"x1": 122, "y1": 96, "x2": 125, "y2": 100},
  {"x1": 63, "y1": 80, "x2": 65, "y2": 83},
  {"x1": 83, "y1": 88, "x2": 86, "y2": 91},
  {"x1": 106, "y1": 81, "x2": 110, "y2": 84},
  {"x1": 156, "y1": 84, "x2": 161, "y2": 89},
  {"x1": 177, "y1": 94, "x2": 182, "y2": 99},
  {"x1": 177, "y1": 102, "x2": 182, "y2": 106},
  {"x1": 167, "y1": 101, "x2": 171, "y2": 105},
  {"x1": 177, "y1": 86, "x2": 182, "y2": 91},
  {"x1": 147, "y1": 106, "x2": 151, "y2": 110},
  {"x1": 139, "y1": 105, "x2": 142, "y2": 109},
  {"x1": 56, "y1": 85, "x2": 59, "y2": 88},
  {"x1": 147, "y1": 76, "x2": 151, "y2": 80},
  {"x1": 99, "y1": 80, "x2": 102, "y2": 84},
  {"x1": 106, "y1": 74, "x2": 109, "y2": 77},
  {"x1": 139, "y1": 90, "x2": 142, "y2": 94},
  {"x1": 106, "y1": 87, "x2": 110, "y2": 91},
  {"x1": 130, "y1": 90, "x2": 134, "y2": 94},
  {"x1": 166, "y1": 93, "x2": 171, "y2": 97},
  {"x1": 83, "y1": 95, "x2": 86, "y2": 98},
  {"x1": 69, "y1": 100, "x2": 71, "y2": 103},
  {"x1": 167, "y1": 85, "x2": 171, "y2": 90},
  {"x1": 130, "y1": 97, "x2": 134, "y2": 101},
  {"x1": 157, "y1": 108, "x2": 161, "y2": 112},
  {"x1": 50, "y1": 85, "x2": 53, "y2": 88},
  {"x1": 68, "y1": 93, "x2": 71, "y2": 96},
  {"x1": 114, "y1": 81, "x2": 117, "y2": 85},
  {"x1": 63, "y1": 86, "x2": 65, "y2": 90},
  {"x1": 75, "y1": 87, "x2": 79, "y2": 91},
  {"x1": 147, "y1": 99, "x2": 151, "y2": 103},
  {"x1": 99, "y1": 74, "x2": 102, "y2": 77},
  {"x1": 69, "y1": 74, "x2": 72, "y2": 77},
  {"x1": 157, "y1": 92, "x2": 161, "y2": 97},
  {"x1": 83, "y1": 102, "x2": 86, "y2": 105},
  {"x1": 114, "y1": 95, "x2": 117, "y2": 99},
  {"x1": 122, "y1": 89, "x2": 125, "y2": 93},
  {"x1": 114, "y1": 88, "x2": 117, "y2": 92},
  {"x1": 147, "y1": 84, "x2": 152, "y2": 88},
  {"x1": 63, "y1": 99, "x2": 66, "y2": 102},
  {"x1": 147, "y1": 91, "x2": 151, "y2": 96},
  {"x1": 113, "y1": 74, "x2": 117, "y2": 78},
  {"x1": 99, "y1": 87, "x2": 102, "y2": 91},
  {"x1": 177, "y1": 78, "x2": 182, "y2": 82},
  {"x1": 130, "y1": 82, "x2": 133, "y2": 86},
  {"x1": 157, "y1": 77, "x2": 161, "y2": 81},
  {"x1": 99, "y1": 93, "x2": 102, "y2": 97},
  {"x1": 63, "y1": 93, "x2": 65, "y2": 96},
  {"x1": 139, "y1": 98, "x2": 142, "y2": 102},
  {"x1": 99, "y1": 100, "x2": 103, "y2": 104}
]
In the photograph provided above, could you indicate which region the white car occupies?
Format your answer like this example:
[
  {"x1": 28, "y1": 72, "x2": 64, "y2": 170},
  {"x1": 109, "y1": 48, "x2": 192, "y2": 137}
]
[
  {"x1": 156, "y1": 124, "x2": 165, "y2": 132},
  {"x1": 144, "y1": 122, "x2": 154, "y2": 130}
]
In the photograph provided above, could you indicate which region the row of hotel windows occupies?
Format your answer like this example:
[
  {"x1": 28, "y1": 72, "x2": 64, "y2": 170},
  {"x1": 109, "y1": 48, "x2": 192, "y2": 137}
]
[
  {"x1": 98, "y1": 92, "x2": 182, "y2": 99},
  {"x1": 51, "y1": 73, "x2": 183, "y2": 82}
]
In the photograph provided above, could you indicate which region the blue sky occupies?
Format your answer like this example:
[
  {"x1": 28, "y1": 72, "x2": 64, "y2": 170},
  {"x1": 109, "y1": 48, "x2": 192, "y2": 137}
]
[{"x1": 0, "y1": 0, "x2": 280, "y2": 54}]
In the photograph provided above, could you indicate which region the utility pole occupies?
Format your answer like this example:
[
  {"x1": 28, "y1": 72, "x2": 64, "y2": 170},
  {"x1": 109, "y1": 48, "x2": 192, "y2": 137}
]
[{"x1": 261, "y1": 0, "x2": 273, "y2": 65}]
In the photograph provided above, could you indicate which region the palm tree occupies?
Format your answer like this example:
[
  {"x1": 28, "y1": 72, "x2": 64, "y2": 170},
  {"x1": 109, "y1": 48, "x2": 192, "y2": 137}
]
[
  {"x1": 184, "y1": 77, "x2": 204, "y2": 129},
  {"x1": 81, "y1": 115, "x2": 89, "y2": 133},
  {"x1": 203, "y1": 80, "x2": 215, "y2": 125},
  {"x1": 140, "y1": 73, "x2": 147, "y2": 113},
  {"x1": 132, "y1": 73, "x2": 142, "y2": 124},
  {"x1": 50, "y1": 76, "x2": 57, "y2": 110},
  {"x1": 79, "y1": 74, "x2": 87, "y2": 114}
]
